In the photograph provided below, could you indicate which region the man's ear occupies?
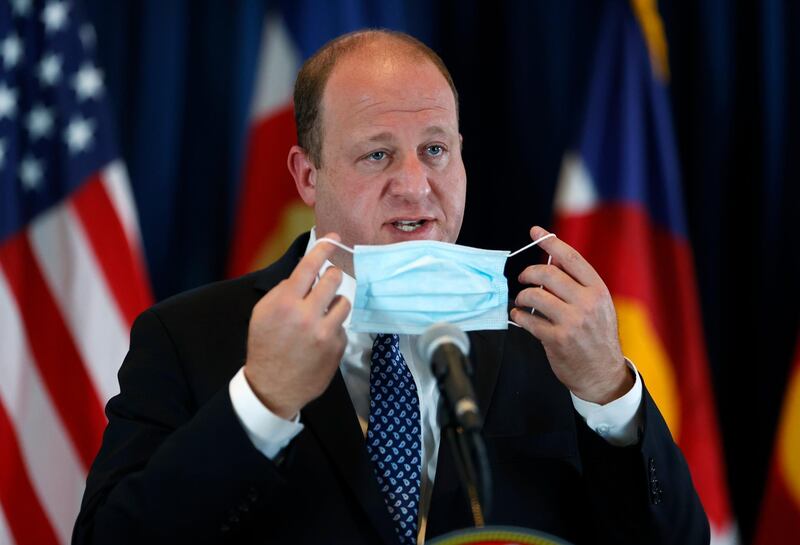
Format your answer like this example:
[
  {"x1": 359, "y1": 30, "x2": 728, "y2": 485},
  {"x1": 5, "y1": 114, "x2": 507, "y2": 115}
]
[{"x1": 287, "y1": 145, "x2": 318, "y2": 206}]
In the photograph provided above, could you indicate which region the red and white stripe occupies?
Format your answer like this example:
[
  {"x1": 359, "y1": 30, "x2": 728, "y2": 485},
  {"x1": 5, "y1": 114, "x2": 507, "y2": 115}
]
[{"x1": 0, "y1": 162, "x2": 151, "y2": 545}]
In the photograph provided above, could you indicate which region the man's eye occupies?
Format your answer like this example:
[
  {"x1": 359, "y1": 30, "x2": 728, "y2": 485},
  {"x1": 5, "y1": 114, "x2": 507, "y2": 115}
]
[
  {"x1": 426, "y1": 145, "x2": 444, "y2": 157},
  {"x1": 366, "y1": 151, "x2": 387, "y2": 161}
]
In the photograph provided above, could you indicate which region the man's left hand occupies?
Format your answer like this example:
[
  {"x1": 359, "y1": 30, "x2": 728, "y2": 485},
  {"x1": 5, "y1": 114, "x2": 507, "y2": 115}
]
[{"x1": 511, "y1": 226, "x2": 633, "y2": 404}]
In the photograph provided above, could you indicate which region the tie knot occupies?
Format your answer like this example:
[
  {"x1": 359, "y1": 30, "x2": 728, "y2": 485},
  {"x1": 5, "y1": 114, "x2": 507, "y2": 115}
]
[
  {"x1": 373, "y1": 333, "x2": 400, "y2": 350},
  {"x1": 372, "y1": 334, "x2": 401, "y2": 368}
]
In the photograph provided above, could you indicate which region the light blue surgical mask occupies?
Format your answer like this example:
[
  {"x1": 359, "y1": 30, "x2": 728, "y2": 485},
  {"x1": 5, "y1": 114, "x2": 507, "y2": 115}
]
[{"x1": 315, "y1": 235, "x2": 555, "y2": 335}]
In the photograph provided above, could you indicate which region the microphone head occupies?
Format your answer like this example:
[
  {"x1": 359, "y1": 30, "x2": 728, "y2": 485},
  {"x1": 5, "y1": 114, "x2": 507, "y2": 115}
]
[{"x1": 417, "y1": 322, "x2": 471, "y2": 363}]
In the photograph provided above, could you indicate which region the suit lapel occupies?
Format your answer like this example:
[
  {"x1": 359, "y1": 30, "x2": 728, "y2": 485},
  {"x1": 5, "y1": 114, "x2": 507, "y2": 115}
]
[
  {"x1": 425, "y1": 330, "x2": 506, "y2": 537},
  {"x1": 303, "y1": 371, "x2": 399, "y2": 545},
  {"x1": 469, "y1": 330, "x2": 507, "y2": 424},
  {"x1": 251, "y1": 233, "x2": 309, "y2": 293}
]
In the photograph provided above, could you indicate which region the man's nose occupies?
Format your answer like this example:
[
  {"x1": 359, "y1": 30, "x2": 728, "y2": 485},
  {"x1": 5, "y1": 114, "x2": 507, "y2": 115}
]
[{"x1": 388, "y1": 153, "x2": 431, "y2": 201}]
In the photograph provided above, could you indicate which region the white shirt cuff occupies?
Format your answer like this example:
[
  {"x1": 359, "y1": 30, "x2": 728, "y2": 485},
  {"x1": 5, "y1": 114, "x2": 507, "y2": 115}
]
[
  {"x1": 570, "y1": 358, "x2": 643, "y2": 447},
  {"x1": 229, "y1": 367, "x2": 304, "y2": 459}
]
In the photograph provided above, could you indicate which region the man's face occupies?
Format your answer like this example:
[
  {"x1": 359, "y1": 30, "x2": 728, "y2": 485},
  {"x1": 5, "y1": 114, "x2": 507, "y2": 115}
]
[{"x1": 304, "y1": 49, "x2": 466, "y2": 256}]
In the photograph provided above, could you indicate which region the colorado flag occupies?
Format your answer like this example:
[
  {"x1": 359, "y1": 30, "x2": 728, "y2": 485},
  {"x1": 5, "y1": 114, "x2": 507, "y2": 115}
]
[
  {"x1": 227, "y1": 1, "x2": 405, "y2": 277},
  {"x1": 553, "y1": 1, "x2": 737, "y2": 542}
]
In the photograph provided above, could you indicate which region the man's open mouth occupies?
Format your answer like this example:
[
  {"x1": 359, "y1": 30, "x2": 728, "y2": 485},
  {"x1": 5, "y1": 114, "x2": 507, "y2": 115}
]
[{"x1": 392, "y1": 219, "x2": 428, "y2": 232}]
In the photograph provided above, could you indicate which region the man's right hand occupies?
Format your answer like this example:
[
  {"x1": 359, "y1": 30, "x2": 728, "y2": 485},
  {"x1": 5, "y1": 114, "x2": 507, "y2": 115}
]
[{"x1": 243, "y1": 233, "x2": 351, "y2": 419}]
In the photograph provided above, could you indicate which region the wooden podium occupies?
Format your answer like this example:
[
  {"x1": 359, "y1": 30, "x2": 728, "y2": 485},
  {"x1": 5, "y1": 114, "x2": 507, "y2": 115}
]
[{"x1": 428, "y1": 526, "x2": 576, "y2": 545}]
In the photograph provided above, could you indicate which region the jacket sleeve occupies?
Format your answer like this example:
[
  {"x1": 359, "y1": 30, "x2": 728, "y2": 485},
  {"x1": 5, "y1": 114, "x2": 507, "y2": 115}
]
[
  {"x1": 576, "y1": 384, "x2": 710, "y2": 545},
  {"x1": 72, "y1": 308, "x2": 292, "y2": 545}
]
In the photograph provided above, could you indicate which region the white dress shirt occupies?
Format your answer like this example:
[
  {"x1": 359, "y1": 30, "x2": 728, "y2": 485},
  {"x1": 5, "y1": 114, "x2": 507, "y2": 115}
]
[{"x1": 229, "y1": 228, "x2": 643, "y2": 542}]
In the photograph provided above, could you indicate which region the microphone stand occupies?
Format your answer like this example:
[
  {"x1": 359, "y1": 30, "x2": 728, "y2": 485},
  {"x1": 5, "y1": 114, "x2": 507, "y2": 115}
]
[
  {"x1": 434, "y1": 366, "x2": 492, "y2": 527},
  {"x1": 441, "y1": 417, "x2": 491, "y2": 527}
]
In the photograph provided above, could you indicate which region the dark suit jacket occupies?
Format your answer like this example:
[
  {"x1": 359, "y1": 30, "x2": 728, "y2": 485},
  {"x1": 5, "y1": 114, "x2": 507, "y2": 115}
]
[{"x1": 74, "y1": 233, "x2": 709, "y2": 545}]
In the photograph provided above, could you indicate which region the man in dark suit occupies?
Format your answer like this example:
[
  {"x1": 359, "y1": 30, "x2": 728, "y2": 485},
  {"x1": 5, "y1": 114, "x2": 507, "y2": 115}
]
[{"x1": 74, "y1": 30, "x2": 709, "y2": 544}]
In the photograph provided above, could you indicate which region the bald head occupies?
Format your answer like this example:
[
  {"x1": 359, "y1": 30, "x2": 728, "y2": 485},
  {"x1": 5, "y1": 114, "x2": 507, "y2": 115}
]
[{"x1": 293, "y1": 30, "x2": 459, "y2": 167}]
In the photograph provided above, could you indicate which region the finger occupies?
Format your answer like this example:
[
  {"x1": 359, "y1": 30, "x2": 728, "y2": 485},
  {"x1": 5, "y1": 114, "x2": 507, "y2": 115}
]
[
  {"x1": 286, "y1": 232, "x2": 341, "y2": 296},
  {"x1": 518, "y1": 263, "x2": 582, "y2": 304},
  {"x1": 515, "y1": 287, "x2": 570, "y2": 324},
  {"x1": 529, "y1": 226, "x2": 602, "y2": 287},
  {"x1": 510, "y1": 307, "x2": 556, "y2": 340},
  {"x1": 322, "y1": 294, "x2": 351, "y2": 328},
  {"x1": 305, "y1": 266, "x2": 344, "y2": 312}
]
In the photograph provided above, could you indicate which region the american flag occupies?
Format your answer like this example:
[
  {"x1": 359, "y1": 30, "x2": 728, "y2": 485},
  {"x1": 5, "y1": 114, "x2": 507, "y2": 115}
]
[{"x1": 0, "y1": 1, "x2": 151, "y2": 543}]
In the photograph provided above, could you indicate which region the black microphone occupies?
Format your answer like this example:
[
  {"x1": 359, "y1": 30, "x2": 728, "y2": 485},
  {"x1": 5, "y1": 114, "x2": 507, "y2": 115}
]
[
  {"x1": 417, "y1": 323, "x2": 481, "y2": 432},
  {"x1": 418, "y1": 323, "x2": 492, "y2": 524}
]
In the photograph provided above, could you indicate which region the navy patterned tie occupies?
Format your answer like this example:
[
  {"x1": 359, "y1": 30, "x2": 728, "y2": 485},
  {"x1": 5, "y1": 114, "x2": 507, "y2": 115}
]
[{"x1": 367, "y1": 333, "x2": 422, "y2": 545}]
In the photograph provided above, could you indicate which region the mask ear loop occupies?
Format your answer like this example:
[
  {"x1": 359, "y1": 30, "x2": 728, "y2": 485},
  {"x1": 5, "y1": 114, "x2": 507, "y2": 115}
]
[
  {"x1": 507, "y1": 233, "x2": 556, "y2": 328},
  {"x1": 313, "y1": 237, "x2": 355, "y2": 254},
  {"x1": 309, "y1": 237, "x2": 356, "y2": 283}
]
